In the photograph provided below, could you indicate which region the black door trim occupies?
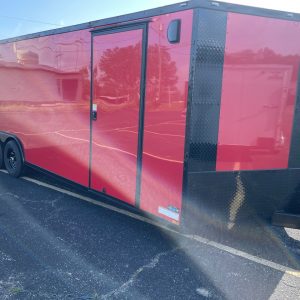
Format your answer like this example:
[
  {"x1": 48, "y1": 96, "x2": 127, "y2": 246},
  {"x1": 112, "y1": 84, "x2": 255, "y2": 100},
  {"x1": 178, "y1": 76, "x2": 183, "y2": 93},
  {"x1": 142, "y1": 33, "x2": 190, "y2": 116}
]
[
  {"x1": 90, "y1": 19, "x2": 152, "y2": 35},
  {"x1": 89, "y1": 22, "x2": 149, "y2": 208},
  {"x1": 135, "y1": 23, "x2": 148, "y2": 208}
]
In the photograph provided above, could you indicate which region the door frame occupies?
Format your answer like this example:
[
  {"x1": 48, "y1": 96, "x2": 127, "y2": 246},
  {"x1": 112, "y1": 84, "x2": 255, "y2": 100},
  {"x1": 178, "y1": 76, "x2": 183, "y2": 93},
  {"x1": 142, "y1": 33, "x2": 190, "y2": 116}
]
[{"x1": 89, "y1": 21, "x2": 149, "y2": 208}]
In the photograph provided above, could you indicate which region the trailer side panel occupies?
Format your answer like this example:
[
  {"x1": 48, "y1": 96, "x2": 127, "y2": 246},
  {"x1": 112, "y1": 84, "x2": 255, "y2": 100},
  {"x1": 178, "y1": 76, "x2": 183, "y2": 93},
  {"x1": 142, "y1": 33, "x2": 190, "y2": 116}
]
[
  {"x1": 139, "y1": 10, "x2": 193, "y2": 223},
  {"x1": 183, "y1": 9, "x2": 300, "y2": 231},
  {"x1": 0, "y1": 30, "x2": 91, "y2": 186},
  {"x1": 217, "y1": 13, "x2": 300, "y2": 171}
]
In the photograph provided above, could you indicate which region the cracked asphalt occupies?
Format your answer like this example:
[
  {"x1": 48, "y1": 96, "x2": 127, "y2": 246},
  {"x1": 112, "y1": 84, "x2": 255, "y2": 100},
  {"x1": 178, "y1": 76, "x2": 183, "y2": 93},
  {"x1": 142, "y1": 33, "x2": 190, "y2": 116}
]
[{"x1": 0, "y1": 169, "x2": 300, "y2": 299}]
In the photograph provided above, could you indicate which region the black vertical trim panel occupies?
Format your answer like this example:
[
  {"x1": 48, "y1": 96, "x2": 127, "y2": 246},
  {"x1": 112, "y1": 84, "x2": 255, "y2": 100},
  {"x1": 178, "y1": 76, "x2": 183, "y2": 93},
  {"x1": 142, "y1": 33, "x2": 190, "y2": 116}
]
[
  {"x1": 182, "y1": 8, "x2": 200, "y2": 226},
  {"x1": 289, "y1": 68, "x2": 300, "y2": 168},
  {"x1": 186, "y1": 9, "x2": 228, "y2": 173},
  {"x1": 181, "y1": 8, "x2": 228, "y2": 229},
  {"x1": 135, "y1": 24, "x2": 148, "y2": 208},
  {"x1": 88, "y1": 35, "x2": 94, "y2": 188}
]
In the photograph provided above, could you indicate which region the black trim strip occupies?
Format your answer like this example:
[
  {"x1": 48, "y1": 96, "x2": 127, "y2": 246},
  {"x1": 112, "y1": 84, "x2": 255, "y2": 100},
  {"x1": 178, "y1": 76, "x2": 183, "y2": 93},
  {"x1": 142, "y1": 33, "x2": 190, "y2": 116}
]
[
  {"x1": 91, "y1": 22, "x2": 148, "y2": 37},
  {"x1": 182, "y1": 8, "x2": 200, "y2": 228},
  {"x1": 90, "y1": 19, "x2": 152, "y2": 34},
  {"x1": 185, "y1": 8, "x2": 228, "y2": 172},
  {"x1": 88, "y1": 31, "x2": 94, "y2": 189},
  {"x1": 135, "y1": 23, "x2": 149, "y2": 208},
  {"x1": 181, "y1": 8, "x2": 228, "y2": 228},
  {"x1": 0, "y1": 1, "x2": 299, "y2": 44}
]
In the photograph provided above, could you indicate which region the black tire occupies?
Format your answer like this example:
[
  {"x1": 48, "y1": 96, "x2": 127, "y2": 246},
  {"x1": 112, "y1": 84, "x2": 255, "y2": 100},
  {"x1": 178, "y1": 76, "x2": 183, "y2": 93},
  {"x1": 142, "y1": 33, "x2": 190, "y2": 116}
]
[
  {"x1": 4, "y1": 140, "x2": 24, "y2": 177},
  {"x1": 0, "y1": 143, "x2": 3, "y2": 169}
]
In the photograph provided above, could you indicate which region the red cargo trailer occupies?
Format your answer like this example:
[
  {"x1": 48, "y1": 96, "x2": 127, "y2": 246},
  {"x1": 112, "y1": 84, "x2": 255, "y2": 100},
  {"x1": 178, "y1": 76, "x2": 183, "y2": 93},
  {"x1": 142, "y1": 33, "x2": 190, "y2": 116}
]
[{"x1": 1, "y1": 0, "x2": 300, "y2": 230}]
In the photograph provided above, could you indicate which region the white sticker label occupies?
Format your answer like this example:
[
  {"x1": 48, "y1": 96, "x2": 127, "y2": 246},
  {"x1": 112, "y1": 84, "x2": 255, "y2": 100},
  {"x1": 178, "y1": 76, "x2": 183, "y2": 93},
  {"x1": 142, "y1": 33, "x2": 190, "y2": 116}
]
[
  {"x1": 158, "y1": 206, "x2": 179, "y2": 221},
  {"x1": 92, "y1": 104, "x2": 97, "y2": 112}
]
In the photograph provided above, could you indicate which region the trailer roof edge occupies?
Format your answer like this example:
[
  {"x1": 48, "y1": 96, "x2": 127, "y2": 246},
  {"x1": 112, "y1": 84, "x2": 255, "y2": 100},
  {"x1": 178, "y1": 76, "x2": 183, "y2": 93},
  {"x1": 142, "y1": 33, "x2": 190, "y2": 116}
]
[{"x1": 0, "y1": 0, "x2": 299, "y2": 44}]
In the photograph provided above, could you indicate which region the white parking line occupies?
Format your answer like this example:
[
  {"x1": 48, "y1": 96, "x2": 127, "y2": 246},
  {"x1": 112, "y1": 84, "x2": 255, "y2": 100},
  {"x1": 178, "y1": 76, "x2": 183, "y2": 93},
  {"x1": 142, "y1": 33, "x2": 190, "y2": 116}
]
[{"x1": 1, "y1": 169, "x2": 300, "y2": 278}]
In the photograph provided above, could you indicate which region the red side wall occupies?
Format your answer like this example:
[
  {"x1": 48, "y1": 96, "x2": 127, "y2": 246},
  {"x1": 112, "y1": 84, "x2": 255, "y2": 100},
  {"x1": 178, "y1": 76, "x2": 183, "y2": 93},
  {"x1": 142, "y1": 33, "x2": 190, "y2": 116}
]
[
  {"x1": 217, "y1": 13, "x2": 300, "y2": 171},
  {"x1": 0, "y1": 30, "x2": 91, "y2": 186},
  {"x1": 140, "y1": 10, "x2": 193, "y2": 222},
  {"x1": 0, "y1": 9, "x2": 193, "y2": 223}
]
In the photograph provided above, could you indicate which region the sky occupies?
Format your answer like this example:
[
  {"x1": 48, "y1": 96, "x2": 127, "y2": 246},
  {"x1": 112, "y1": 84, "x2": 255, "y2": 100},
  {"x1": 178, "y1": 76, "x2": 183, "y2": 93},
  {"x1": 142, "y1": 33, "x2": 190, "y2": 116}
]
[{"x1": 0, "y1": 0, "x2": 299, "y2": 39}]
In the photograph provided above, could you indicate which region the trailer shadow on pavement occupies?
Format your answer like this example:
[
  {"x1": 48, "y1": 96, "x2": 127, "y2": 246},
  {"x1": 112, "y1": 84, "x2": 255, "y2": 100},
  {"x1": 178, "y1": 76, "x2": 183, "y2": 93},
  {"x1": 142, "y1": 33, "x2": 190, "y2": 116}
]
[{"x1": 0, "y1": 170, "x2": 300, "y2": 299}]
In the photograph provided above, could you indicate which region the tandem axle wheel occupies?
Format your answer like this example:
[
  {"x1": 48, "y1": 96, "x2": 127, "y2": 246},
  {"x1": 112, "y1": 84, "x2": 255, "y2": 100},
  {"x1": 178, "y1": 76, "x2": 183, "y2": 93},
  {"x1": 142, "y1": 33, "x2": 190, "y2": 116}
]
[{"x1": 3, "y1": 140, "x2": 24, "y2": 178}]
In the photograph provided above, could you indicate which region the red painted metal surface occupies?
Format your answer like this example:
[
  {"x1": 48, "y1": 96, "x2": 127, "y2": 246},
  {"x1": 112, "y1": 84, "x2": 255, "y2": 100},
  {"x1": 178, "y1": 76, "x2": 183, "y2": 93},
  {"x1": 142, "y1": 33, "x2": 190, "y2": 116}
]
[
  {"x1": 140, "y1": 10, "x2": 193, "y2": 222},
  {"x1": 0, "y1": 9, "x2": 193, "y2": 218},
  {"x1": 217, "y1": 13, "x2": 300, "y2": 171},
  {"x1": 90, "y1": 29, "x2": 143, "y2": 205},
  {"x1": 0, "y1": 30, "x2": 91, "y2": 186}
]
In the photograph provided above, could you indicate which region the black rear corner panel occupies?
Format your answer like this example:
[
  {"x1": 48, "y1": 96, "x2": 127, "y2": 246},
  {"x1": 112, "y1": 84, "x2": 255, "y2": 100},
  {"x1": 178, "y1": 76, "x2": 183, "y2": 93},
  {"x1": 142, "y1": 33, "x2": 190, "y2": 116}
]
[
  {"x1": 286, "y1": 69, "x2": 300, "y2": 215},
  {"x1": 182, "y1": 8, "x2": 300, "y2": 232},
  {"x1": 183, "y1": 8, "x2": 229, "y2": 230},
  {"x1": 185, "y1": 170, "x2": 290, "y2": 228},
  {"x1": 289, "y1": 68, "x2": 300, "y2": 169},
  {"x1": 186, "y1": 8, "x2": 227, "y2": 173}
]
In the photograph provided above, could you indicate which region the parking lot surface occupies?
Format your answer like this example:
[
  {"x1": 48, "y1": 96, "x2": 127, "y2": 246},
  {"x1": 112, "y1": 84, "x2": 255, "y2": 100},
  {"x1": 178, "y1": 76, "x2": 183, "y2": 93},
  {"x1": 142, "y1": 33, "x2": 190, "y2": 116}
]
[{"x1": 0, "y1": 170, "x2": 300, "y2": 299}]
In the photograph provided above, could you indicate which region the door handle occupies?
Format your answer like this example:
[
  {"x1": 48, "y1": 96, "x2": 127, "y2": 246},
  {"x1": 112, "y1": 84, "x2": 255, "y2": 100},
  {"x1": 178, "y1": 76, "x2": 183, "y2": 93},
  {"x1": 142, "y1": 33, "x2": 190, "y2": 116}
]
[{"x1": 92, "y1": 104, "x2": 97, "y2": 121}]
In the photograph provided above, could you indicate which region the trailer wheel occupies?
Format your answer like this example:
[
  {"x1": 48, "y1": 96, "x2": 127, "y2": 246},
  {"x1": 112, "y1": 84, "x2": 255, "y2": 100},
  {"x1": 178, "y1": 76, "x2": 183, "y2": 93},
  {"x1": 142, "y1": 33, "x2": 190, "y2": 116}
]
[
  {"x1": 4, "y1": 140, "x2": 24, "y2": 178},
  {"x1": 0, "y1": 143, "x2": 3, "y2": 169}
]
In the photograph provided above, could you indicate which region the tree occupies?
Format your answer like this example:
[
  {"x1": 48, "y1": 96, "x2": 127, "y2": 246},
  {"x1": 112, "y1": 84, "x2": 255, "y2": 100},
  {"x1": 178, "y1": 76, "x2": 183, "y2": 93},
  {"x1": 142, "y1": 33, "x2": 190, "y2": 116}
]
[{"x1": 94, "y1": 42, "x2": 179, "y2": 107}]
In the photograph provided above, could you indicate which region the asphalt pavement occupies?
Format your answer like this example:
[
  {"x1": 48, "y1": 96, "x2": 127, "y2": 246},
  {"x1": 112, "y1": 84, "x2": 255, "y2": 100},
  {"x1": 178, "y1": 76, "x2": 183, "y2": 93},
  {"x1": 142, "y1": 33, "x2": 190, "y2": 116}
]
[{"x1": 0, "y1": 169, "x2": 300, "y2": 299}]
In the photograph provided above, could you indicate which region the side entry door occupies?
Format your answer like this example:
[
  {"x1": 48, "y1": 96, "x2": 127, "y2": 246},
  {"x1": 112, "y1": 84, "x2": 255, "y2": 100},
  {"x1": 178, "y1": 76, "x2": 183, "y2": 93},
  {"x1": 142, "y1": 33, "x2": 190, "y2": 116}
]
[{"x1": 90, "y1": 24, "x2": 147, "y2": 205}]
